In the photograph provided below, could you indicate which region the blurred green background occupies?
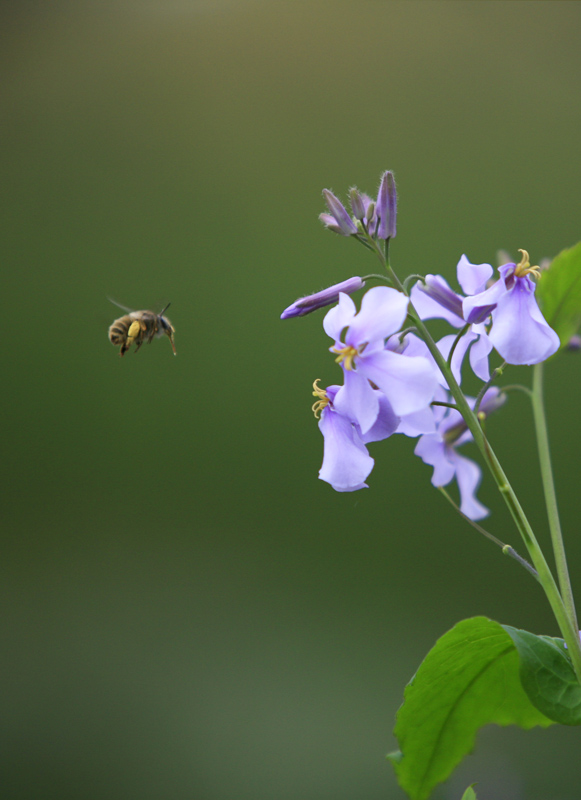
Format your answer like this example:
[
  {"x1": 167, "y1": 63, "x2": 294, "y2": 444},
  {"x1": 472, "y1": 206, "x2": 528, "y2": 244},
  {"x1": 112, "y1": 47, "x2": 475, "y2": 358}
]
[{"x1": 2, "y1": 1, "x2": 581, "y2": 798}]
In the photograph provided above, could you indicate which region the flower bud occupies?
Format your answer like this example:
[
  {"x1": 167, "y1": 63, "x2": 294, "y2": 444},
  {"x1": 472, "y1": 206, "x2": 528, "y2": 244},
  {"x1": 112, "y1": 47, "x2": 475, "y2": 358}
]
[
  {"x1": 376, "y1": 171, "x2": 397, "y2": 239},
  {"x1": 349, "y1": 188, "x2": 366, "y2": 221},
  {"x1": 322, "y1": 189, "x2": 358, "y2": 236},
  {"x1": 280, "y1": 277, "x2": 365, "y2": 319}
]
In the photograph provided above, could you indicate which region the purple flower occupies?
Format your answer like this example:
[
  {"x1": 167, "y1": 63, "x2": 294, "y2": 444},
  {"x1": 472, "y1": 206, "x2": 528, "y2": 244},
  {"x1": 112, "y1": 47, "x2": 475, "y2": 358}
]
[
  {"x1": 410, "y1": 255, "x2": 494, "y2": 382},
  {"x1": 323, "y1": 287, "x2": 438, "y2": 433},
  {"x1": 414, "y1": 388, "x2": 506, "y2": 520},
  {"x1": 280, "y1": 277, "x2": 365, "y2": 319},
  {"x1": 313, "y1": 381, "x2": 398, "y2": 492},
  {"x1": 463, "y1": 250, "x2": 560, "y2": 365}
]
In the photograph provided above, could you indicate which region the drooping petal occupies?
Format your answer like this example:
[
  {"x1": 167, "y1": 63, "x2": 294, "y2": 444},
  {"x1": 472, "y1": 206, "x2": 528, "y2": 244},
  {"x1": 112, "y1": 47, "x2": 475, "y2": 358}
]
[
  {"x1": 323, "y1": 292, "x2": 357, "y2": 341},
  {"x1": 346, "y1": 286, "x2": 409, "y2": 345},
  {"x1": 448, "y1": 451, "x2": 489, "y2": 520},
  {"x1": 318, "y1": 406, "x2": 372, "y2": 491},
  {"x1": 456, "y1": 254, "x2": 493, "y2": 296},
  {"x1": 488, "y1": 278, "x2": 560, "y2": 365},
  {"x1": 333, "y1": 368, "x2": 379, "y2": 435},
  {"x1": 410, "y1": 275, "x2": 465, "y2": 327},
  {"x1": 468, "y1": 327, "x2": 493, "y2": 381},
  {"x1": 414, "y1": 435, "x2": 456, "y2": 487},
  {"x1": 359, "y1": 349, "x2": 438, "y2": 416},
  {"x1": 359, "y1": 391, "x2": 399, "y2": 443}
]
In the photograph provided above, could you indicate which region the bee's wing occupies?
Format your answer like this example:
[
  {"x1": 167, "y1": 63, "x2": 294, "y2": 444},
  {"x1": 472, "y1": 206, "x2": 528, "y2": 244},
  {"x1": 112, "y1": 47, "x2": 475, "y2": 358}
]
[{"x1": 107, "y1": 297, "x2": 134, "y2": 313}]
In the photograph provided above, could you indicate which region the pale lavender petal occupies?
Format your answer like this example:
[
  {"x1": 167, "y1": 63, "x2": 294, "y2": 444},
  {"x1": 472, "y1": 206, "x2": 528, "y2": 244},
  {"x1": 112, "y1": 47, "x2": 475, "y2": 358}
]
[
  {"x1": 448, "y1": 451, "x2": 489, "y2": 520},
  {"x1": 468, "y1": 329, "x2": 493, "y2": 381},
  {"x1": 410, "y1": 275, "x2": 464, "y2": 327},
  {"x1": 456, "y1": 254, "x2": 493, "y2": 296},
  {"x1": 281, "y1": 277, "x2": 365, "y2": 319},
  {"x1": 360, "y1": 392, "x2": 399, "y2": 443},
  {"x1": 323, "y1": 292, "x2": 357, "y2": 341},
  {"x1": 322, "y1": 189, "x2": 358, "y2": 235},
  {"x1": 346, "y1": 286, "x2": 409, "y2": 345},
  {"x1": 414, "y1": 435, "x2": 456, "y2": 486},
  {"x1": 360, "y1": 349, "x2": 438, "y2": 416},
  {"x1": 488, "y1": 279, "x2": 560, "y2": 365},
  {"x1": 397, "y1": 406, "x2": 437, "y2": 437},
  {"x1": 462, "y1": 277, "x2": 506, "y2": 325},
  {"x1": 333, "y1": 369, "x2": 379, "y2": 435},
  {"x1": 318, "y1": 406, "x2": 372, "y2": 491}
]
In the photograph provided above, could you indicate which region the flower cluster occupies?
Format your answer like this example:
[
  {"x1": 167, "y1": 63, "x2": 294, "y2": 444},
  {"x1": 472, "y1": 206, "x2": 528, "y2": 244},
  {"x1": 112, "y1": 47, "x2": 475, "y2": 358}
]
[{"x1": 281, "y1": 172, "x2": 560, "y2": 519}]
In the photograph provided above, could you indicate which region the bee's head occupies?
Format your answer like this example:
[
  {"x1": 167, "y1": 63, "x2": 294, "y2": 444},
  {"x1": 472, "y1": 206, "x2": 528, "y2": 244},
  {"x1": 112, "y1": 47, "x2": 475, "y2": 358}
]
[{"x1": 158, "y1": 306, "x2": 176, "y2": 355}]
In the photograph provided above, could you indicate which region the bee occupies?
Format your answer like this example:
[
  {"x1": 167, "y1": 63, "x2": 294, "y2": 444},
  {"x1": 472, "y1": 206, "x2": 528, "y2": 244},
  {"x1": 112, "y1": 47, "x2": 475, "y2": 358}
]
[{"x1": 108, "y1": 299, "x2": 176, "y2": 357}]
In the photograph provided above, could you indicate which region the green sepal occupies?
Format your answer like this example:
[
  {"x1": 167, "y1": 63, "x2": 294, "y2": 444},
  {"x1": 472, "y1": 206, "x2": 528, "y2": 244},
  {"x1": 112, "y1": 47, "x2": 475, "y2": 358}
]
[
  {"x1": 460, "y1": 785, "x2": 478, "y2": 800},
  {"x1": 535, "y1": 241, "x2": 581, "y2": 347},
  {"x1": 389, "y1": 617, "x2": 553, "y2": 800},
  {"x1": 502, "y1": 625, "x2": 581, "y2": 725}
]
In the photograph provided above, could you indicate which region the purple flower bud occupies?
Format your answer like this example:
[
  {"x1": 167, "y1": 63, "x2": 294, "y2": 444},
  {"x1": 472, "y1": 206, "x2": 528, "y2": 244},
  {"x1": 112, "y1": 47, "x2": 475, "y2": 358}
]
[
  {"x1": 280, "y1": 277, "x2": 365, "y2": 319},
  {"x1": 567, "y1": 334, "x2": 581, "y2": 351},
  {"x1": 376, "y1": 171, "x2": 397, "y2": 240},
  {"x1": 322, "y1": 189, "x2": 358, "y2": 236},
  {"x1": 349, "y1": 188, "x2": 366, "y2": 221}
]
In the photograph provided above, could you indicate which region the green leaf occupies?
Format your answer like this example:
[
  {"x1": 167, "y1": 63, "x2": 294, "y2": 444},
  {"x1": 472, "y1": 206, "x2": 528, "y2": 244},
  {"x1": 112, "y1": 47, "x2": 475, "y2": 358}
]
[
  {"x1": 460, "y1": 785, "x2": 477, "y2": 800},
  {"x1": 535, "y1": 241, "x2": 581, "y2": 347},
  {"x1": 502, "y1": 625, "x2": 581, "y2": 725},
  {"x1": 389, "y1": 617, "x2": 552, "y2": 800}
]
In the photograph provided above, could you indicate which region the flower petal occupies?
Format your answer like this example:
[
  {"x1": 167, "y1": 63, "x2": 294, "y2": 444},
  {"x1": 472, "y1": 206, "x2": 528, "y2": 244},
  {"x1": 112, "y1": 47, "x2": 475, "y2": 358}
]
[
  {"x1": 359, "y1": 391, "x2": 399, "y2": 443},
  {"x1": 462, "y1": 277, "x2": 506, "y2": 325},
  {"x1": 468, "y1": 328, "x2": 493, "y2": 381},
  {"x1": 414, "y1": 434, "x2": 456, "y2": 487},
  {"x1": 488, "y1": 279, "x2": 560, "y2": 365},
  {"x1": 359, "y1": 349, "x2": 438, "y2": 416},
  {"x1": 410, "y1": 275, "x2": 465, "y2": 327},
  {"x1": 333, "y1": 369, "x2": 379, "y2": 435},
  {"x1": 456, "y1": 254, "x2": 493, "y2": 296},
  {"x1": 346, "y1": 286, "x2": 409, "y2": 345},
  {"x1": 448, "y1": 451, "x2": 489, "y2": 520},
  {"x1": 323, "y1": 292, "x2": 357, "y2": 341},
  {"x1": 318, "y1": 406, "x2": 372, "y2": 491}
]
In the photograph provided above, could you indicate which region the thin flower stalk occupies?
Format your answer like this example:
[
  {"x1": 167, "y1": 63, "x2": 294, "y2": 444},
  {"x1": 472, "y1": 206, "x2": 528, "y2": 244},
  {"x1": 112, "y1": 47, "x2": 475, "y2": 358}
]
[{"x1": 531, "y1": 362, "x2": 579, "y2": 631}]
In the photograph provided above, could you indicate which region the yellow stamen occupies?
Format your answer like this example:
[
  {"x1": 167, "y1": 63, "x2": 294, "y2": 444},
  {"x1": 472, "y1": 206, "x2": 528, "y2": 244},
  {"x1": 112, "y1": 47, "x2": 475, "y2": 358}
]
[
  {"x1": 515, "y1": 249, "x2": 541, "y2": 280},
  {"x1": 312, "y1": 379, "x2": 330, "y2": 418},
  {"x1": 332, "y1": 344, "x2": 358, "y2": 371}
]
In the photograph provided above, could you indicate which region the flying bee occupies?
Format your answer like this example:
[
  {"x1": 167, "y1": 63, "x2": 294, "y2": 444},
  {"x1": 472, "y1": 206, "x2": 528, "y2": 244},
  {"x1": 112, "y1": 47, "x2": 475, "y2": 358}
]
[{"x1": 108, "y1": 299, "x2": 176, "y2": 357}]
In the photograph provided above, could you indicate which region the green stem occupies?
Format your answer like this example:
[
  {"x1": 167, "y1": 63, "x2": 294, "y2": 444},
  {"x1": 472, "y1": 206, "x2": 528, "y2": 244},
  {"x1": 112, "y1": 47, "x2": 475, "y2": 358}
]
[
  {"x1": 531, "y1": 362, "x2": 579, "y2": 631},
  {"x1": 379, "y1": 243, "x2": 581, "y2": 679}
]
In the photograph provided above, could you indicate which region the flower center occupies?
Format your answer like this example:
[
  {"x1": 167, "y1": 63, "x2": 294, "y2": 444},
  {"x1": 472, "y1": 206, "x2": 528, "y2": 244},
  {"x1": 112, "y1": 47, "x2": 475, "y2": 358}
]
[
  {"x1": 514, "y1": 249, "x2": 541, "y2": 280},
  {"x1": 332, "y1": 344, "x2": 358, "y2": 370},
  {"x1": 312, "y1": 379, "x2": 330, "y2": 418}
]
